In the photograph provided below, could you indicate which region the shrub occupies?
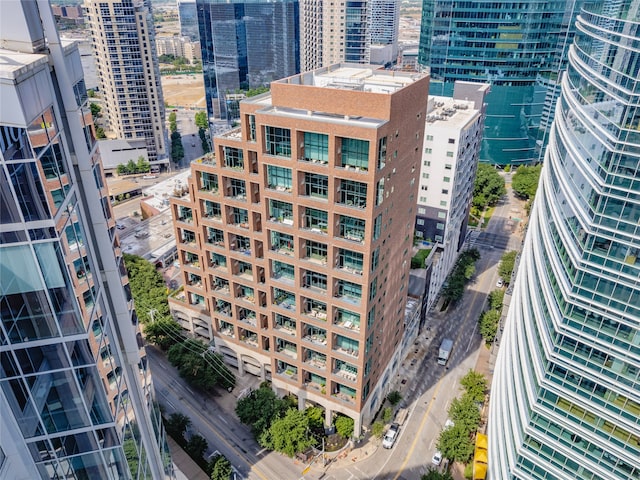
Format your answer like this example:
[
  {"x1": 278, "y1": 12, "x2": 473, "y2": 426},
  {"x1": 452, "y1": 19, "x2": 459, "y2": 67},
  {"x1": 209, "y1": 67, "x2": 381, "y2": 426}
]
[
  {"x1": 335, "y1": 415, "x2": 354, "y2": 439},
  {"x1": 382, "y1": 407, "x2": 393, "y2": 423},
  {"x1": 387, "y1": 390, "x2": 402, "y2": 406},
  {"x1": 372, "y1": 421, "x2": 385, "y2": 439}
]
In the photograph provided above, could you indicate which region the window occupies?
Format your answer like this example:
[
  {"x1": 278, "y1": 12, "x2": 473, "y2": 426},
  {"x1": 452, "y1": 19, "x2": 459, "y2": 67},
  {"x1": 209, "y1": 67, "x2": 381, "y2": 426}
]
[
  {"x1": 336, "y1": 308, "x2": 360, "y2": 329},
  {"x1": 445, "y1": 163, "x2": 452, "y2": 170},
  {"x1": 210, "y1": 252, "x2": 226, "y2": 268},
  {"x1": 437, "y1": 211, "x2": 446, "y2": 219},
  {"x1": 231, "y1": 207, "x2": 249, "y2": 227},
  {"x1": 373, "y1": 214, "x2": 382, "y2": 240},
  {"x1": 303, "y1": 132, "x2": 328, "y2": 163},
  {"x1": 340, "y1": 215, "x2": 366, "y2": 242},
  {"x1": 443, "y1": 177, "x2": 451, "y2": 183},
  {"x1": 369, "y1": 278, "x2": 377, "y2": 301},
  {"x1": 426, "y1": 135, "x2": 433, "y2": 141},
  {"x1": 441, "y1": 189, "x2": 449, "y2": 195},
  {"x1": 336, "y1": 280, "x2": 362, "y2": 302},
  {"x1": 207, "y1": 227, "x2": 224, "y2": 245},
  {"x1": 200, "y1": 172, "x2": 218, "y2": 192},
  {"x1": 304, "y1": 207, "x2": 328, "y2": 231},
  {"x1": 340, "y1": 179, "x2": 368, "y2": 208},
  {"x1": 306, "y1": 240, "x2": 327, "y2": 262},
  {"x1": 419, "y1": 196, "x2": 427, "y2": 203},
  {"x1": 203, "y1": 200, "x2": 221, "y2": 219},
  {"x1": 265, "y1": 126, "x2": 291, "y2": 157},
  {"x1": 371, "y1": 248, "x2": 379, "y2": 272},
  {"x1": 377, "y1": 136, "x2": 387, "y2": 169},
  {"x1": 267, "y1": 165, "x2": 292, "y2": 191},
  {"x1": 304, "y1": 271, "x2": 327, "y2": 290},
  {"x1": 376, "y1": 179, "x2": 384, "y2": 206},
  {"x1": 448, "y1": 138, "x2": 455, "y2": 144},
  {"x1": 422, "y1": 173, "x2": 429, "y2": 179},
  {"x1": 273, "y1": 260, "x2": 294, "y2": 280},
  {"x1": 446, "y1": 151, "x2": 454, "y2": 157},
  {"x1": 436, "y1": 223, "x2": 445, "y2": 230},
  {"x1": 418, "y1": 207, "x2": 426, "y2": 214},
  {"x1": 269, "y1": 199, "x2": 293, "y2": 222},
  {"x1": 338, "y1": 248, "x2": 364, "y2": 273},
  {"x1": 223, "y1": 147, "x2": 244, "y2": 169},
  {"x1": 341, "y1": 138, "x2": 369, "y2": 170},
  {"x1": 304, "y1": 172, "x2": 328, "y2": 198},
  {"x1": 229, "y1": 178, "x2": 246, "y2": 199},
  {"x1": 270, "y1": 230, "x2": 294, "y2": 254},
  {"x1": 248, "y1": 114, "x2": 256, "y2": 141},
  {"x1": 440, "y1": 200, "x2": 447, "y2": 207},
  {"x1": 424, "y1": 148, "x2": 432, "y2": 154}
]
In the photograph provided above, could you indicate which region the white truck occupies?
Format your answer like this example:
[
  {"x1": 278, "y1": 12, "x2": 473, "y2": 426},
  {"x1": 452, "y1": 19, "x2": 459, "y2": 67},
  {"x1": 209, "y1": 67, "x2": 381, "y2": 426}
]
[{"x1": 437, "y1": 338, "x2": 454, "y2": 365}]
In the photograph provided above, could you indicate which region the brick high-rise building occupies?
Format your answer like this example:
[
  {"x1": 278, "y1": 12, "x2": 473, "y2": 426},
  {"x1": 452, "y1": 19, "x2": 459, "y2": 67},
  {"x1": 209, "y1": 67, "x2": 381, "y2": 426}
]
[{"x1": 169, "y1": 64, "x2": 429, "y2": 432}]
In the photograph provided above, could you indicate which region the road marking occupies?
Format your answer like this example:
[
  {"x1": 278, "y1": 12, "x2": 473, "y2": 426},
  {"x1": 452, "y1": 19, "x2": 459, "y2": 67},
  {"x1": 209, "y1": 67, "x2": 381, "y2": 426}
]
[
  {"x1": 165, "y1": 400, "x2": 175, "y2": 410},
  {"x1": 217, "y1": 414, "x2": 229, "y2": 425},
  {"x1": 256, "y1": 448, "x2": 268, "y2": 456}
]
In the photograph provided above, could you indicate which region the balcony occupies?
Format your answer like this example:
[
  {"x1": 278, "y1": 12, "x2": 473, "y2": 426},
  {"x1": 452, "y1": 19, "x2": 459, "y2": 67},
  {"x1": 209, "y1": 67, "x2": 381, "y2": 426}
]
[
  {"x1": 276, "y1": 341, "x2": 298, "y2": 360},
  {"x1": 240, "y1": 332, "x2": 258, "y2": 347},
  {"x1": 274, "y1": 292, "x2": 296, "y2": 311},
  {"x1": 219, "y1": 326, "x2": 234, "y2": 338},
  {"x1": 303, "y1": 333, "x2": 327, "y2": 347},
  {"x1": 305, "y1": 309, "x2": 327, "y2": 321},
  {"x1": 334, "y1": 317, "x2": 360, "y2": 332},
  {"x1": 272, "y1": 243, "x2": 294, "y2": 257}
]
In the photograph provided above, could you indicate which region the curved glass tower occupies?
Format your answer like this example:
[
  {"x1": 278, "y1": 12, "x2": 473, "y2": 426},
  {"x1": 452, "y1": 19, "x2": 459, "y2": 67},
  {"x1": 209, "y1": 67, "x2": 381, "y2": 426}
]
[{"x1": 489, "y1": 3, "x2": 640, "y2": 479}]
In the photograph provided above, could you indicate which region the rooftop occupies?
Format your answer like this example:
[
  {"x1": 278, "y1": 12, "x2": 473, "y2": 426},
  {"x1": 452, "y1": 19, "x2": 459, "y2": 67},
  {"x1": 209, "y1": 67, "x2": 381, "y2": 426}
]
[
  {"x1": 426, "y1": 95, "x2": 479, "y2": 129},
  {"x1": 276, "y1": 63, "x2": 426, "y2": 94},
  {"x1": 0, "y1": 48, "x2": 48, "y2": 79}
]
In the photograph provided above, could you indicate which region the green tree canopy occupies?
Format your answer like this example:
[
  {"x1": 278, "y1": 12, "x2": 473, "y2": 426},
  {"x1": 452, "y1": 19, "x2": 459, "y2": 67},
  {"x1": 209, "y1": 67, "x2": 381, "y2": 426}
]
[
  {"x1": 372, "y1": 421, "x2": 385, "y2": 438},
  {"x1": 436, "y1": 422, "x2": 475, "y2": 463},
  {"x1": 171, "y1": 130, "x2": 184, "y2": 162},
  {"x1": 305, "y1": 406, "x2": 324, "y2": 431},
  {"x1": 235, "y1": 384, "x2": 289, "y2": 438},
  {"x1": 124, "y1": 254, "x2": 171, "y2": 324},
  {"x1": 165, "y1": 413, "x2": 190, "y2": 444},
  {"x1": 195, "y1": 111, "x2": 209, "y2": 130},
  {"x1": 449, "y1": 395, "x2": 481, "y2": 433},
  {"x1": 209, "y1": 455, "x2": 232, "y2": 480},
  {"x1": 95, "y1": 127, "x2": 106, "y2": 139},
  {"x1": 460, "y1": 370, "x2": 488, "y2": 403},
  {"x1": 512, "y1": 164, "x2": 542, "y2": 200},
  {"x1": 167, "y1": 339, "x2": 235, "y2": 391},
  {"x1": 90, "y1": 102, "x2": 101, "y2": 118},
  {"x1": 259, "y1": 408, "x2": 316, "y2": 457},
  {"x1": 143, "y1": 318, "x2": 183, "y2": 350},
  {"x1": 487, "y1": 289, "x2": 505, "y2": 311},
  {"x1": 498, "y1": 250, "x2": 518, "y2": 281},
  {"x1": 422, "y1": 469, "x2": 454, "y2": 480},
  {"x1": 387, "y1": 390, "x2": 402, "y2": 406},
  {"x1": 473, "y1": 163, "x2": 506, "y2": 208},
  {"x1": 479, "y1": 309, "x2": 501, "y2": 344},
  {"x1": 185, "y1": 434, "x2": 208, "y2": 460},
  {"x1": 335, "y1": 415, "x2": 354, "y2": 439}
]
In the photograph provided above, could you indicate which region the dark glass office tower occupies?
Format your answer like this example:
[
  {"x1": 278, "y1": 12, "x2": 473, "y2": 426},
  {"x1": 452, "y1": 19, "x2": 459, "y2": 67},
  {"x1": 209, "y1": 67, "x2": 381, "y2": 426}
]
[
  {"x1": 197, "y1": 0, "x2": 300, "y2": 120},
  {"x1": 419, "y1": 0, "x2": 585, "y2": 165}
]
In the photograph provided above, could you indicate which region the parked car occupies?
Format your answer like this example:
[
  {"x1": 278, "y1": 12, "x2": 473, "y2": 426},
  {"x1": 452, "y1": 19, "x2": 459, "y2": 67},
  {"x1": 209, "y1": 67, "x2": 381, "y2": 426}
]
[
  {"x1": 116, "y1": 223, "x2": 126, "y2": 230},
  {"x1": 142, "y1": 174, "x2": 158, "y2": 180},
  {"x1": 496, "y1": 278, "x2": 505, "y2": 288},
  {"x1": 432, "y1": 451, "x2": 443, "y2": 466},
  {"x1": 382, "y1": 423, "x2": 399, "y2": 449}
]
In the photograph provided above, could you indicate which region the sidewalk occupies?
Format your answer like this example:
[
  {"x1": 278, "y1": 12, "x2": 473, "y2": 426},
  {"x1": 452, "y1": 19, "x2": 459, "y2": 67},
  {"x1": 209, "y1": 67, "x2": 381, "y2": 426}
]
[{"x1": 168, "y1": 437, "x2": 209, "y2": 480}]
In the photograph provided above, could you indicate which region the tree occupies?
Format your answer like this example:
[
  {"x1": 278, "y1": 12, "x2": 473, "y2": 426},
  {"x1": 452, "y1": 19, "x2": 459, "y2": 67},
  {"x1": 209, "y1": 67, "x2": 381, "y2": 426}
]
[
  {"x1": 387, "y1": 390, "x2": 402, "y2": 406},
  {"x1": 171, "y1": 130, "x2": 184, "y2": 163},
  {"x1": 422, "y1": 469, "x2": 454, "y2": 480},
  {"x1": 90, "y1": 102, "x2": 101, "y2": 118},
  {"x1": 87, "y1": 89, "x2": 96, "y2": 98},
  {"x1": 382, "y1": 407, "x2": 393, "y2": 423},
  {"x1": 185, "y1": 434, "x2": 208, "y2": 460},
  {"x1": 143, "y1": 319, "x2": 183, "y2": 350},
  {"x1": 512, "y1": 164, "x2": 542, "y2": 200},
  {"x1": 259, "y1": 408, "x2": 316, "y2": 457},
  {"x1": 116, "y1": 163, "x2": 127, "y2": 175},
  {"x1": 437, "y1": 422, "x2": 475, "y2": 463},
  {"x1": 371, "y1": 421, "x2": 385, "y2": 439},
  {"x1": 195, "y1": 111, "x2": 209, "y2": 130},
  {"x1": 487, "y1": 289, "x2": 505, "y2": 311},
  {"x1": 95, "y1": 127, "x2": 106, "y2": 139},
  {"x1": 305, "y1": 406, "x2": 324, "y2": 431},
  {"x1": 124, "y1": 254, "x2": 171, "y2": 324},
  {"x1": 199, "y1": 127, "x2": 211, "y2": 153},
  {"x1": 209, "y1": 455, "x2": 232, "y2": 480},
  {"x1": 460, "y1": 370, "x2": 488, "y2": 403},
  {"x1": 479, "y1": 309, "x2": 501, "y2": 344},
  {"x1": 165, "y1": 413, "x2": 190, "y2": 444},
  {"x1": 168, "y1": 339, "x2": 235, "y2": 391},
  {"x1": 136, "y1": 155, "x2": 150, "y2": 173},
  {"x1": 449, "y1": 395, "x2": 481, "y2": 433},
  {"x1": 498, "y1": 250, "x2": 518, "y2": 281},
  {"x1": 235, "y1": 384, "x2": 288, "y2": 438},
  {"x1": 335, "y1": 415, "x2": 354, "y2": 439},
  {"x1": 473, "y1": 163, "x2": 506, "y2": 208}
]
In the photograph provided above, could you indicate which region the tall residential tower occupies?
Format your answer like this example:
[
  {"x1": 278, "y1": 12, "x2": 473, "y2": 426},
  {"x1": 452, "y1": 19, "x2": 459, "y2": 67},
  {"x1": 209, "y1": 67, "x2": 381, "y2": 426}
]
[
  {"x1": 489, "y1": 2, "x2": 640, "y2": 478},
  {"x1": 0, "y1": 1, "x2": 169, "y2": 478},
  {"x1": 84, "y1": 0, "x2": 168, "y2": 166},
  {"x1": 168, "y1": 65, "x2": 429, "y2": 433}
]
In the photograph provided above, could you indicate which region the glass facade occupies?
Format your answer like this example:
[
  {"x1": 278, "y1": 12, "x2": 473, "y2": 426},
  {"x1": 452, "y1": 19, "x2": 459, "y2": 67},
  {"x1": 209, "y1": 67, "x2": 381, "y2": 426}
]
[
  {"x1": 489, "y1": 3, "x2": 640, "y2": 478},
  {"x1": 419, "y1": 0, "x2": 586, "y2": 165},
  {"x1": 0, "y1": 7, "x2": 169, "y2": 478},
  {"x1": 196, "y1": 0, "x2": 300, "y2": 120}
]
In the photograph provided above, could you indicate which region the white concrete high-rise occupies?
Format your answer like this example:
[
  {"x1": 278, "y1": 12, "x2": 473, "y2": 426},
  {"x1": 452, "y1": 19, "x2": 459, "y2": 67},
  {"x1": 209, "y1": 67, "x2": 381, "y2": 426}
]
[
  {"x1": 489, "y1": 2, "x2": 640, "y2": 479},
  {"x1": 0, "y1": 1, "x2": 170, "y2": 478},
  {"x1": 84, "y1": 0, "x2": 168, "y2": 166}
]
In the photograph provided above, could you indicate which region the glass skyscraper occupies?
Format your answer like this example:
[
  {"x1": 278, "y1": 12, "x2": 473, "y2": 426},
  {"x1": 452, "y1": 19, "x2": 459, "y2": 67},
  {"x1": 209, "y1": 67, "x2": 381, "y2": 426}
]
[
  {"x1": 418, "y1": 0, "x2": 586, "y2": 165},
  {"x1": 0, "y1": 2, "x2": 169, "y2": 478},
  {"x1": 196, "y1": 0, "x2": 300, "y2": 120},
  {"x1": 489, "y1": 2, "x2": 640, "y2": 478}
]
